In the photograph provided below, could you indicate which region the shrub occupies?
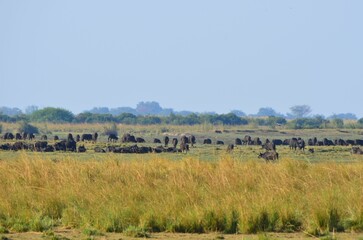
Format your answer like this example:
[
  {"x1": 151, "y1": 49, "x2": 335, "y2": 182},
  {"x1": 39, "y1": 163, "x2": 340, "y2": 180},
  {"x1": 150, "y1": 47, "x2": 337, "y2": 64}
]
[{"x1": 18, "y1": 121, "x2": 39, "y2": 134}]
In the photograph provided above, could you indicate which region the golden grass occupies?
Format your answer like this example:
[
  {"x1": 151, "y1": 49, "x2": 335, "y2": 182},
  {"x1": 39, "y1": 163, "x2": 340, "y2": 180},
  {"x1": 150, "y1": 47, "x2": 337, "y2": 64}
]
[{"x1": 0, "y1": 153, "x2": 363, "y2": 235}]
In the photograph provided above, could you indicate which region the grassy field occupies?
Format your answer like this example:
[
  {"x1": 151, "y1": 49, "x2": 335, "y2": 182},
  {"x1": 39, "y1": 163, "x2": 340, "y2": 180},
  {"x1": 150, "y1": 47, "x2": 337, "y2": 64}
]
[{"x1": 1, "y1": 123, "x2": 363, "y2": 239}]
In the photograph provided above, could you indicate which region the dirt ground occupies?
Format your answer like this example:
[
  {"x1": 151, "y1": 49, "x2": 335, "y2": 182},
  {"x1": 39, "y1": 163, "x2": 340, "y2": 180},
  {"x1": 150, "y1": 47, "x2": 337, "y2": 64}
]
[{"x1": 2, "y1": 228, "x2": 363, "y2": 240}]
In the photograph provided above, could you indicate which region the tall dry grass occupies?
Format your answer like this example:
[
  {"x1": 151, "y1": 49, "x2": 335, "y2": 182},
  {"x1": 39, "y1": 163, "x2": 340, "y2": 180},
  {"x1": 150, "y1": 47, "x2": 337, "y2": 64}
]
[{"x1": 0, "y1": 153, "x2": 362, "y2": 235}]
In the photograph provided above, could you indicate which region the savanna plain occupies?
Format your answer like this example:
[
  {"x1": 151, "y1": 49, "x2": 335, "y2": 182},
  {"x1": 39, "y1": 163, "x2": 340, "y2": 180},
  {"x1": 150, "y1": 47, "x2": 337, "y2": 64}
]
[{"x1": 1, "y1": 123, "x2": 363, "y2": 240}]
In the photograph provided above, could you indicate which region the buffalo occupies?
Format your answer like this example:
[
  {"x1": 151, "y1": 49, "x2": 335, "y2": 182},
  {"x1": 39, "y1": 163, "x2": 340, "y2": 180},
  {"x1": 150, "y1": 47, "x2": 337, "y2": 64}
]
[
  {"x1": 203, "y1": 138, "x2": 212, "y2": 144},
  {"x1": 235, "y1": 138, "x2": 242, "y2": 145},
  {"x1": 172, "y1": 138, "x2": 178, "y2": 148},
  {"x1": 258, "y1": 151, "x2": 279, "y2": 162},
  {"x1": 108, "y1": 134, "x2": 118, "y2": 142},
  {"x1": 164, "y1": 136, "x2": 169, "y2": 147}
]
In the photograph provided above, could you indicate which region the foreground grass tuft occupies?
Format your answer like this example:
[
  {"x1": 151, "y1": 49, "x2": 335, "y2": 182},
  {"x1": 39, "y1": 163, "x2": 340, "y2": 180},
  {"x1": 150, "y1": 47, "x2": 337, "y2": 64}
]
[{"x1": 0, "y1": 154, "x2": 363, "y2": 234}]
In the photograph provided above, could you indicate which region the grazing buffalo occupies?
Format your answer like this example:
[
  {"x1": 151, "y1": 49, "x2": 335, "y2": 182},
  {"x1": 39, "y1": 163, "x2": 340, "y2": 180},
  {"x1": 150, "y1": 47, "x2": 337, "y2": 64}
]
[
  {"x1": 153, "y1": 138, "x2": 162, "y2": 144},
  {"x1": 54, "y1": 135, "x2": 59, "y2": 141},
  {"x1": 81, "y1": 133, "x2": 93, "y2": 142},
  {"x1": 235, "y1": 138, "x2": 242, "y2": 145},
  {"x1": 203, "y1": 138, "x2": 212, "y2": 144},
  {"x1": 40, "y1": 135, "x2": 48, "y2": 141},
  {"x1": 215, "y1": 130, "x2": 222, "y2": 134},
  {"x1": 258, "y1": 151, "x2": 279, "y2": 162},
  {"x1": 216, "y1": 140, "x2": 224, "y2": 145},
  {"x1": 164, "y1": 136, "x2": 169, "y2": 147},
  {"x1": 355, "y1": 139, "x2": 363, "y2": 146},
  {"x1": 172, "y1": 138, "x2": 178, "y2": 148},
  {"x1": 136, "y1": 137, "x2": 145, "y2": 143},
  {"x1": 108, "y1": 134, "x2": 118, "y2": 142}
]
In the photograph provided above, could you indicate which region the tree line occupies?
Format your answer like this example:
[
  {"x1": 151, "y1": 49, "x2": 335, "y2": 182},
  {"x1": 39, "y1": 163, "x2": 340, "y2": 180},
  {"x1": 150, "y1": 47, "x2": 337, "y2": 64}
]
[{"x1": 1, "y1": 107, "x2": 363, "y2": 129}]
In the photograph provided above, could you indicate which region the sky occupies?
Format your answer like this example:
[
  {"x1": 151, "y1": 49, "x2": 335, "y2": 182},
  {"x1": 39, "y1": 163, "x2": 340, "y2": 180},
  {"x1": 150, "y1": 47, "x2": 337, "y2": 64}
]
[{"x1": 1, "y1": 1, "x2": 362, "y2": 117}]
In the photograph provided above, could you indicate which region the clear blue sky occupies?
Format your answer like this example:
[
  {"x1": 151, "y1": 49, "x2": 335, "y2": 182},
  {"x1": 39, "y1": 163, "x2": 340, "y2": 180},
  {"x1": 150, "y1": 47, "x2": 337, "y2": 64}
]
[{"x1": 1, "y1": 1, "x2": 362, "y2": 117}]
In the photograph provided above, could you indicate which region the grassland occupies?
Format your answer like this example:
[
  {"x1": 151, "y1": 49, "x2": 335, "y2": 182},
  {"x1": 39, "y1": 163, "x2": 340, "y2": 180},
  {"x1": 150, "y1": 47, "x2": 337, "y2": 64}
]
[{"x1": 1, "y1": 123, "x2": 363, "y2": 239}]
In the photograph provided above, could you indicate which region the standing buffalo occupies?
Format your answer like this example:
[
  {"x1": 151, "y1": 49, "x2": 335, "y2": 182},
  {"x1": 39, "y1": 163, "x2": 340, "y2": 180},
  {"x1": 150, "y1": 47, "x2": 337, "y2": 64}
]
[
  {"x1": 172, "y1": 138, "x2": 178, "y2": 148},
  {"x1": 189, "y1": 135, "x2": 196, "y2": 147},
  {"x1": 164, "y1": 136, "x2": 169, "y2": 147},
  {"x1": 81, "y1": 133, "x2": 93, "y2": 141},
  {"x1": 108, "y1": 134, "x2": 118, "y2": 142}
]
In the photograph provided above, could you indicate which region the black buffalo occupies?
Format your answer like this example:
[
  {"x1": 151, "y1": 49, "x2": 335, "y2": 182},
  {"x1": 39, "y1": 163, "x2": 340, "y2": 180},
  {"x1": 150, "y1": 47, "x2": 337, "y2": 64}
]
[
  {"x1": 203, "y1": 138, "x2": 212, "y2": 144},
  {"x1": 164, "y1": 136, "x2": 169, "y2": 147},
  {"x1": 108, "y1": 134, "x2": 118, "y2": 142},
  {"x1": 235, "y1": 138, "x2": 242, "y2": 145},
  {"x1": 172, "y1": 138, "x2": 178, "y2": 148}
]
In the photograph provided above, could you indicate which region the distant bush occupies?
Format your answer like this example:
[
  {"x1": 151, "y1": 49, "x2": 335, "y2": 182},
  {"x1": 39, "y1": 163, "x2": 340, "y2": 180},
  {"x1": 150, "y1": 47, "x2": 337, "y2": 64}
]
[
  {"x1": 30, "y1": 107, "x2": 74, "y2": 123},
  {"x1": 18, "y1": 121, "x2": 39, "y2": 134}
]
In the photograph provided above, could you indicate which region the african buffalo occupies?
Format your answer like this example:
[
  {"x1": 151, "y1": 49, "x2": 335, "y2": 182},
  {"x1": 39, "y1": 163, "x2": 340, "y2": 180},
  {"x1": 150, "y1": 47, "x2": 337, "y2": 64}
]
[
  {"x1": 172, "y1": 138, "x2": 178, "y2": 148},
  {"x1": 235, "y1": 138, "x2": 242, "y2": 145},
  {"x1": 258, "y1": 151, "x2": 279, "y2": 162},
  {"x1": 164, "y1": 136, "x2": 169, "y2": 147},
  {"x1": 203, "y1": 138, "x2": 212, "y2": 144},
  {"x1": 108, "y1": 134, "x2": 118, "y2": 142}
]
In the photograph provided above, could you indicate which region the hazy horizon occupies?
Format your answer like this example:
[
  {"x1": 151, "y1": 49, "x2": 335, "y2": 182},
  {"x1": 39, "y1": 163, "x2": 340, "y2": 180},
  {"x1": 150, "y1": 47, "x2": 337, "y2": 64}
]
[{"x1": 1, "y1": 1, "x2": 362, "y2": 117}]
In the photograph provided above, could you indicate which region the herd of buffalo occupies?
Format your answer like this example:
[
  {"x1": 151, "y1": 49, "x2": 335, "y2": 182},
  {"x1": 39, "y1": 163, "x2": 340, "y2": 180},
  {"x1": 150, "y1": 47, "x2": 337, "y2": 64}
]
[{"x1": 1, "y1": 131, "x2": 363, "y2": 161}]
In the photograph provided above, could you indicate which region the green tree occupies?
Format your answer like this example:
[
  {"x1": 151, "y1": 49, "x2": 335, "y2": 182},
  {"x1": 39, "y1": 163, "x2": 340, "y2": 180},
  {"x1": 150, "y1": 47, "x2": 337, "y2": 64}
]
[
  {"x1": 30, "y1": 107, "x2": 75, "y2": 123},
  {"x1": 289, "y1": 105, "x2": 312, "y2": 118}
]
